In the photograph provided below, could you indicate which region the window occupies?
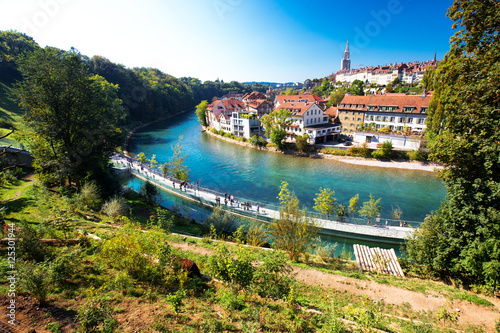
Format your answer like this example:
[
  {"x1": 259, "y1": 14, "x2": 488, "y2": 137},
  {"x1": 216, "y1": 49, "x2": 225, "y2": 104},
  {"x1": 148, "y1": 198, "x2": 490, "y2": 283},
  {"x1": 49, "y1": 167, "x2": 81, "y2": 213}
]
[
  {"x1": 408, "y1": 118, "x2": 414, "y2": 124},
  {"x1": 375, "y1": 116, "x2": 381, "y2": 121},
  {"x1": 420, "y1": 107, "x2": 428, "y2": 113},
  {"x1": 357, "y1": 118, "x2": 362, "y2": 122},
  {"x1": 352, "y1": 117, "x2": 355, "y2": 121},
  {"x1": 399, "y1": 117, "x2": 405, "y2": 123},
  {"x1": 344, "y1": 116, "x2": 349, "y2": 120},
  {"x1": 390, "y1": 117, "x2": 395, "y2": 122},
  {"x1": 417, "y1": 118, "x2": 425, "y2": 124}
]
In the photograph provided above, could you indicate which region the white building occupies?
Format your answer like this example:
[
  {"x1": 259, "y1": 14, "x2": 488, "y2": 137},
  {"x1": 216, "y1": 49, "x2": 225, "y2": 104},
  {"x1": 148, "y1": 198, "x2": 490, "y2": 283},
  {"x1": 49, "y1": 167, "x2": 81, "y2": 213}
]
[
  {"x1": 338, "y1": 94, "x2": 432, "y2": 149},
  {"x1": 276, "y1": 102, "x2": 341, "y2": 144},
  {"x1": 231, "y1": 112, "x2": 262, "y2": 139}
]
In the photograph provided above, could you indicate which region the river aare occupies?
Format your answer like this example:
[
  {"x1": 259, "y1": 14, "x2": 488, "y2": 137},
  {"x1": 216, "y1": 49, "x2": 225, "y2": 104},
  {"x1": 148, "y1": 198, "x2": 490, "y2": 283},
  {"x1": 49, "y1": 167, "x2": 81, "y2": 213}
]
[{"x1": 125, "y1": 110, "x2": 446, "y2": 254}]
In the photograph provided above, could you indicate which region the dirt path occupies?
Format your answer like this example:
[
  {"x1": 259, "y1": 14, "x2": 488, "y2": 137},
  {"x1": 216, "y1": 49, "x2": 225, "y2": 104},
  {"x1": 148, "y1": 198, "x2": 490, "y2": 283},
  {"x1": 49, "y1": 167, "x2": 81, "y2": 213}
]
[{"x1": 169, "y1": 240, "x2": 500, "y2": 331}]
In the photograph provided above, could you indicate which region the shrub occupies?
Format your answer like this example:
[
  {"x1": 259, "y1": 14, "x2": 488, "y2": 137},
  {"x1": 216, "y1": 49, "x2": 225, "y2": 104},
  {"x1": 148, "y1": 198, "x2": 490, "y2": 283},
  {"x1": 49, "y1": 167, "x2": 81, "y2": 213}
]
[
  {"x1": 407, "y1": 149, "x2": 428, "y2": 161},
  {"x1": 101, "y1": 196, "x2": 128, "y2": 220},
  {"x1": 18, "y1": 222, "x2": 47, "y2": 262},
  {"x1": 155, "y1": 208, "x2": 175, "y2": 233},
  {"x1": 246, "y1": 221, "x2": 268, "y2": 247},
  {"x1": 295, "y1": 134, "x2": 309, "y2": 152},
  {"x1": 216, "y1": 288, "x2": 245, "y2": 310},
  {"x1": 321, "y1": 148, "x2": 347, "y2": 156},
  {"x1": 205, "y1": 205, "x2": 236, "y2": 235},
  {"x1": 45, "y1": 322, "x2": 62, "y2": 333},
  {"x1": 208, "y1": 244, "x2": 254, "y2": 290},
  {"x1": 100, "y1": 223, "x2": 171, "y2": 282},
  {"x1": 318, "y1": 302, "x2": 346, "y2": 333},
  {"x1": 140, "y1": 181, "x2": 160, "y2": 204},
  {"x1": 78, "y1": 181, "x2": 102, "y2": 211},
  {"x1": 76, "y1": 298, "x2": 118, "y2": 333},
  {"x1": 371, "y1": 149, "x2": 385, "y2": 159},
  {"x1": 252, "y1": 250, "x2": 293, "y2": 300},
  {"x1": 166, "y1": 289, "x2": 186, "y2": 315},
  {"x1": 113, "y1": 271, "x2": 133, "y2": 296},
  {"x1": 19, "y1": 261, "x2": 51, "y2": 303},
  {"x1": 50, "y1": 247, "x2": 82, "y2": 287},
  {"x1": 249, "y1": 135, "x2": 267, "y2": 147},
  {"x1": 230, "y1": 225, "x2": 246, "y2": 244}
]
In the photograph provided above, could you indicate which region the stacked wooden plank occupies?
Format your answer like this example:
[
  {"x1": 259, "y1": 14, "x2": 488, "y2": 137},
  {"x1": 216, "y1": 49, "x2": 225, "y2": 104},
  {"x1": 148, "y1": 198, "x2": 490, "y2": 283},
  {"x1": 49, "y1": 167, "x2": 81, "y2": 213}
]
[{"x1": 353, "y1": 244, "x2": 405, "y2": 278}]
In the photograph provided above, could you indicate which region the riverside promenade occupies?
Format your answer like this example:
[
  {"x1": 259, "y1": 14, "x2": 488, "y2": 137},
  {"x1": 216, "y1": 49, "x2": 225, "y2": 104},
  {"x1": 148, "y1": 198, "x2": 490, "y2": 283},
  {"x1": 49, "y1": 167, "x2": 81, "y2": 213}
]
[{"x1": 111, "y1": 154, "x2": 417, "y2": 244}]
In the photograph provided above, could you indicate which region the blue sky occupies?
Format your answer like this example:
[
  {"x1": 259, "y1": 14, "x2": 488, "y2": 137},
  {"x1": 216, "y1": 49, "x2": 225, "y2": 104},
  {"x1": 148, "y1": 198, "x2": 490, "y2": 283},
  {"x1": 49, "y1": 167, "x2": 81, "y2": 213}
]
[{"x1": 0, "y1": 0, "x2": 454, "y2": 82}]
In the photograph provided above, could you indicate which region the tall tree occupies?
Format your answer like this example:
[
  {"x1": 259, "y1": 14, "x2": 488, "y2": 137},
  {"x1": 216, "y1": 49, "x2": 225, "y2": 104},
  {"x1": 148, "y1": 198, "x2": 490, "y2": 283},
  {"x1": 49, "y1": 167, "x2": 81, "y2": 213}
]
[
  {"x1": 168, "y1": 136, "x2": 190, "y2": 181},
  {"x1": 196, "y1": 100, "x2": 208, "y2": 127},
  {"x1": 15, "y1": 47, "x2": 125, "y2": 189},
  {"x1": 407, "y1": 0, "x2": 500, "y2": 289},
  {"x1": 348, "y1": 194, "x2": 360, "y2": 218},
  {"x1": 359, "y1": 194, "x2": 382, "y2": 224},
  {"x1": 260, "y1": 109, "x2": 292, "y2": 150},
  {"x1": 313, "y1": 188, "x2": 337, "y2": 219},
  {"x1": 269, "y1": 181, "x2": 320, "y2": 261}
]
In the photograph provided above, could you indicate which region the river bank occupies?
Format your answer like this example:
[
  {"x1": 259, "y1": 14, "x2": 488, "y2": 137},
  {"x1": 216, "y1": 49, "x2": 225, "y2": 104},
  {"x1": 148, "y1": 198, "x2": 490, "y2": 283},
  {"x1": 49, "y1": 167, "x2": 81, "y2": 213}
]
[{"x1": 204, "y1": 129, "x2": 443, "y2": 173}]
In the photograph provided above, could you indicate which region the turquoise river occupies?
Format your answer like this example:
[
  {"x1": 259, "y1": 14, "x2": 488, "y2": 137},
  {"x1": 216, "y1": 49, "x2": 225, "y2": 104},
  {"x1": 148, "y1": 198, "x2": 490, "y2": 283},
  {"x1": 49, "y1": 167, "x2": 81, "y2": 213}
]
[{"x1": 126, "y1": 110, "x2": 447, "y2": 253}]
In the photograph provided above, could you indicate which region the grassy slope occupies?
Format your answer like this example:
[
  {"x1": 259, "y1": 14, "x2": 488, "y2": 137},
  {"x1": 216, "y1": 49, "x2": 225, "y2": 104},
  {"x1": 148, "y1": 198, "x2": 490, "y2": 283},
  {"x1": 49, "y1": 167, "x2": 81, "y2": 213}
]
[
  {"x1": 0, "y1": 179, "x2": 498, "y2": 332},
  {"x1": 0, "y1": 78, "x2": 24, "y2": 146}
]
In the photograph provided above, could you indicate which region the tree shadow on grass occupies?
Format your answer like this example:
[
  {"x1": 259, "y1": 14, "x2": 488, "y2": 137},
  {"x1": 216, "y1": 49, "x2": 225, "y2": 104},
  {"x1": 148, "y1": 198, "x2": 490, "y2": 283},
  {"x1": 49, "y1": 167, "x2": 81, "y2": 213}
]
[{"x1": 3, "y1": 197, "x2": 34, "y2": 214}]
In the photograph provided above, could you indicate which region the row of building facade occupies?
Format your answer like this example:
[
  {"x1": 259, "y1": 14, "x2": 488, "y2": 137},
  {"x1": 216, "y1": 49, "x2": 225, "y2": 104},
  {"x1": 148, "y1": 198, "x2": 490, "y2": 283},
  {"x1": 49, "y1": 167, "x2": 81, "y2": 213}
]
[{"x1": 206, "y1": 90, "x2": 432, "y2": 149}]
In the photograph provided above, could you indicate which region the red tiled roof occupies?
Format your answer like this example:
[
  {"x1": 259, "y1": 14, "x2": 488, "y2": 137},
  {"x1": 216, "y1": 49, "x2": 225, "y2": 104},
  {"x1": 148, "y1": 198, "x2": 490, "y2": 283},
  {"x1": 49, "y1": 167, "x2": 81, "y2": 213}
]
[
  {"x1": 243, "y1": 91, "x2": 267, "y2": 101},
  {"x1": 324, "y1": 106, "x2": 338, "y2": 118},
  {"x1": 339, "y1": 94, "x2": 432, "y2": 113},
  {"x1": 277, "y1": 94, "x2": 325, "y2": 105},
  {"x1": 276, "y1": 102, "x2": 320, "y2": 116}
]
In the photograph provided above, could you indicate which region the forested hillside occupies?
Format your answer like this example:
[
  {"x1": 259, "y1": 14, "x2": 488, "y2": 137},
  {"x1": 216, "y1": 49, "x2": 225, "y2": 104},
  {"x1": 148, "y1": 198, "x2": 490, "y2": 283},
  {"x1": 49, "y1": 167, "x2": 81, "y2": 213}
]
[{"x1": 0, "y1": 30, "x2": 268, "y2": 128}]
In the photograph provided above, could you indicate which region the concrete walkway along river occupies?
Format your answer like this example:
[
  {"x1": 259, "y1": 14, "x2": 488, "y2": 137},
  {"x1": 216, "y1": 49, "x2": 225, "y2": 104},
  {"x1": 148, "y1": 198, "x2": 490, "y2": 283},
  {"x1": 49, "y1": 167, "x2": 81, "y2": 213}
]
[{"x1": 112, "y1": 153, "x2": 416, "y2": 245}]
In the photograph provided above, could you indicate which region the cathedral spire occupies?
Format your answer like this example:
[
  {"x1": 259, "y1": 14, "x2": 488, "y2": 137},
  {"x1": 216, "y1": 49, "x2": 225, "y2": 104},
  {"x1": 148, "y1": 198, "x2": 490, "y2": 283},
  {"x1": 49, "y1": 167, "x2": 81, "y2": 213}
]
[
  {"x1": 341, "y1": 39, "x2": 351, "y2": 71},
  {"x1": 433, "y1": 51, "x2": 436, "y2": 62}
]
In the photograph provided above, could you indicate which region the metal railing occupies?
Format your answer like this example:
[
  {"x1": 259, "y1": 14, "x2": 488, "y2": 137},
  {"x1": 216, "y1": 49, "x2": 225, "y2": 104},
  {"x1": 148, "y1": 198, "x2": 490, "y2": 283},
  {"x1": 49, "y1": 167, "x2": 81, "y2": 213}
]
[{"x1": 111, "y1": 153, "x2": 423, "y2": 229}]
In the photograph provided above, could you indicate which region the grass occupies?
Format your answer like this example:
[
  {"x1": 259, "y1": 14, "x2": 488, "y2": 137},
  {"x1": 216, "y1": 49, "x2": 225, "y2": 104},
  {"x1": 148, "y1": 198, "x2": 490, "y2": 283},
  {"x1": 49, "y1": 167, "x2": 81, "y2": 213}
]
[
  {"x1": 0, "y1": 79, "x2": 24, "y2": 146},
  {"x1": 0, "y1": 179, "x2": 497, "y2": 332}
]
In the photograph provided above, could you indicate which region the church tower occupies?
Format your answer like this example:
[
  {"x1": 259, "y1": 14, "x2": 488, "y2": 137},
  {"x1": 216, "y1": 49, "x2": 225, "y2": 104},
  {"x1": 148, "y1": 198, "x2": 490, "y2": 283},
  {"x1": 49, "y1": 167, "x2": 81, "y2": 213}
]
[{"x1": 341, "y1": 39, "x2": 351, "y2": 71}]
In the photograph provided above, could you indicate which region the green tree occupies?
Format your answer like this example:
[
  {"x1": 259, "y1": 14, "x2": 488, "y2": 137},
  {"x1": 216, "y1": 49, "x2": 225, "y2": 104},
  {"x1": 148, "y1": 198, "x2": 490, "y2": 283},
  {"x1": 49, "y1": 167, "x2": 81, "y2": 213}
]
[
  {"x1": 261, "y1": 109, "x2": 292, "y2": 150},
  {"x1": 359, "y1": 194, "x2": 381, "y2": 224},
  {"x1": 337, "y1": 204, "x2": 348, "y2": 222},
  {"x1": 421, "y1": 66, "x2": 436, "y2": 91},
  {"x1": 313, "y1": 188, "x2": 337, "y2": 219},
  {"x1": 137, "y1": 152, "x2": 148, "y2": 164},
  {"x1": 150, "y1": 154, "x2": 158, "y2": 168},
  {"x1": 160, "y1": 162, "x2": 169, "y2": 177},
  {"x1": 327, "y1": 88, "x2": 346, "y2": 107},
  {"x1": 140, "y1": 181, "x2": 160, "y2": 204},
  {"x1": 407, "y1": 0, "x2": 500, "y2": 289},
  {"x1": 348, "y1": 80, "x2": 364, "y2": 96},
  {"x1": 168, "y1": 136, "x2": 190, "y2": 181},
  {"x1": 269, "y1": 181, "x2": 320, "y2": 261},
  {"x1": 348, "y1": 194, "x2": 360, "y2": 218},
  {"x1": 196, "y1": 100, "x2": 208, "y2": 127},
  {"x1": 295, "y1": 134, "x2": 309, "y2": 152},
  {"x1": 15, "y1": 47, "x2": 125, "y2": 189},
  {"x1": 280, "y1": 87, "x2": 298, "y2": 96}
]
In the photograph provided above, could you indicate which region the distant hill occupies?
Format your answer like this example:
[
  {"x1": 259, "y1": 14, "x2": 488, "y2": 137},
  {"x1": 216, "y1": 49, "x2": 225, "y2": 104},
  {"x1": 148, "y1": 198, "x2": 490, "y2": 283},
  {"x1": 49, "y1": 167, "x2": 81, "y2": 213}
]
[{"x1": 243, "y1": 81, "x2": 301, "y2": 87}]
